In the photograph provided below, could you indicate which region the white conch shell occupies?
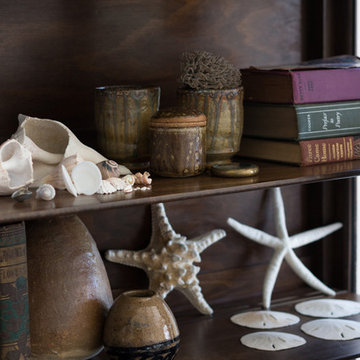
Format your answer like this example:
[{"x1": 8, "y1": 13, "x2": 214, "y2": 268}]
[
  {"x1": 301, "y1": 319, "x2": 360, "y2": 340},
  {"x1": 36, "y1": 184, "x2": 56, "y2": 201},
  {"x1": 71, "y1": 161, "x2": 102, "y2": 195},
  {"x1": 231, "y1": 310, "x2": 300, "y2": 329},
  {"x1": 241, "y1": 331, "x2": 306, "y2": 351},
  {"x1": 295, "y1": 298, "x2": 360, "y2": 318},
  {"x1": 11, "y1": 114, "x2": 131, "y2": 181},
  {"x1": 97, "y1": 180, "x2": 117, "y2": 194},
  {"x1": 0, "y1": 139, "x2": 33, "y2": 195},
  {"x1": 36, "y1": 154, "x2": 84, "y2": 189}
]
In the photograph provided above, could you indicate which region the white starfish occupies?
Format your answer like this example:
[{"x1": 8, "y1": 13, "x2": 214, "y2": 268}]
[
  {"x1": 105, "y1": 202, "x2": 226, "y2": 315},
  {"x1": 227, "y1": 187, "x2": 342, "y2": 309}
]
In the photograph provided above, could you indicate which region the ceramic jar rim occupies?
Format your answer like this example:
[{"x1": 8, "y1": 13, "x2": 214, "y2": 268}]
[
  {"x1": 122, "y1": 289, "x2": 157, "y2": 300},
  {"x1": 96, "y1": 85, "x2": 160, "y2": 93},
  {"x1": 177, "y1": 86, "x2": 243, "y2": 94}
]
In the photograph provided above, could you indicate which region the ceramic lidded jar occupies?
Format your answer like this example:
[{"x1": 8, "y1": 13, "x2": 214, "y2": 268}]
[
  {"x1": 103, "y1": 289, "x2": 180, "y2": 360},
  {"x1": 177, "y1": 87, "x2": 244, "y2": 165},
  {"x1": 149, "y1": 108, "x2": 206, "y2": 177}
]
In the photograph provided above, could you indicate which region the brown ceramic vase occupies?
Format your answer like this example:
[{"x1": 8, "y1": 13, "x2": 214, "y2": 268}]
[
  {"x1": 26, "y1": 215, "x2": 113, "y2": 359},
  {"x1": 95, "y1": 85, "x2": 160, "y2": 170},
  {"x1": 177, "y1": 87, "x2": 244, "y2": 165},
  {"x1": 103, "y1": 289, "x2": 180, "y2": 360}
]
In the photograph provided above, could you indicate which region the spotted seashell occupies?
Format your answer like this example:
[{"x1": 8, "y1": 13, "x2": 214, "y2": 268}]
[
  {"x1": 11, "y1": 187, "x2": 32, "y2": 202},
  {"x1": 96, "y1": 160, "x2": 122, "y2": 179}
]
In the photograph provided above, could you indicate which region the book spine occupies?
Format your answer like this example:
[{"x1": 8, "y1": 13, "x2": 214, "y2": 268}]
[
  {"x1": 296, "y1": 102, "x2": 360, "y2": 139},
  {"x1": 299, "y1": 136, "x2": 360, "y2": 166},
  {"x1": 0, "y1": 222, "x2": 30, "y2": 359},
  {"x1": 291, "y1": 69, "x2": 360, "y2": 104}
]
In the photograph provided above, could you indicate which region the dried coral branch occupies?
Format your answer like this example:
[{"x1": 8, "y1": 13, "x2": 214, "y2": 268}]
[{"x1": 179, "y1": 50, "x2": 241, "y2": 90}]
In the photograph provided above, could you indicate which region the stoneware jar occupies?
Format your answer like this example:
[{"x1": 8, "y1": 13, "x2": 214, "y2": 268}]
[
  {"x1": 95, "y1": 85, "x2": 160, "y2": 170},
  {"x1": 26, "y1": 215, "x2": 113, "y2": 359},
  {"x1": 103, "y1": 289, "x2": 180, "y2": 360},
  {"x1": 177, "y1": 87, "x2": 244, "y2": 165},
  {"x1": 149, "y1": 108, "x2": 206, "y2": 177}
]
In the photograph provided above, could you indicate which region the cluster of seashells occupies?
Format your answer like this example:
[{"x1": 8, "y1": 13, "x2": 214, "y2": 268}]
[{"x1": 0, "y1": 114, "x2": 152, "y2": 201}]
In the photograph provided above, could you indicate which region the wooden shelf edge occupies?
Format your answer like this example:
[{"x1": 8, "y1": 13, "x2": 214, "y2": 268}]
[{"x1": 1, "y1": 160, "x2": 360, "y2": 224}]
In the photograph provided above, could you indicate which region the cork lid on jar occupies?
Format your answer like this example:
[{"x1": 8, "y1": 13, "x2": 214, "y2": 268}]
[{"x1": 150, "y1": 108, "x2": 206, "y2": 128}]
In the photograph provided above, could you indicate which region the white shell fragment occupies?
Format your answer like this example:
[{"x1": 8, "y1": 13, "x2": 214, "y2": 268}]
[
  {"x1": 241, "y1": 331, "x2": 306, "y2": 351},
  {"x1": 97, "y1": 180, "x2": 117, "y2": 194},
  {"x1": 37, "y1": 154, "x2": 84, "y2": 189},
  {"x1": 0, "y1": 139, "x2": 34, "y2": 195},
  {"x1": 231, "y1": 310, "x2": 300, "y2": 329},
  {"x1": 71, "y1": 161, "x2": 102, "y2": 195},
  {"x1": 36, "y1": 184, "x2": 56, "y2": 200},
  {"x1": 61, "y1": 165, "x2": 77, "y2": 197},
  {"x1": 301, "y1": 319, "x2": 360, "y2": 340},
  {"x1": 295, "y1": 298, "x2": 360, "y2": 318}
]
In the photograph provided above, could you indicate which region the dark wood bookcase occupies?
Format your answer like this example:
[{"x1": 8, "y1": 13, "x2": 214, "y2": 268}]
[{"x1": 0, "y1": 1, "x2": 359, "y2": 359}]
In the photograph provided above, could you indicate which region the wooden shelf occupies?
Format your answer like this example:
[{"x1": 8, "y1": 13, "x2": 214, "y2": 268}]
[
  {"x1": 1, "y1": 159, "x2": 360, "y2": 224},
  {"x1": 95, "y1": 291, "x2": 360, "y2": 360}
]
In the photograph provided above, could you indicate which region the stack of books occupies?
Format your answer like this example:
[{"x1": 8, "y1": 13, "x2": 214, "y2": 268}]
[{"x1": 238, "y1": 55, "x2": 360, "y2": 166}]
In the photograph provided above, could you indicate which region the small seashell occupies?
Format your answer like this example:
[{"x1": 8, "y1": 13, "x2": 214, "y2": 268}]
[
  {"x1": 241, "y1": 331, "x2": 306, "y2": 351},
  {"x1": 301, "y1": 318, "x2": 360, "y2": 340},
  {"x1": 97, "y1": 180, "x2": 117, "y2": 194},
  {"x1": 71, "y1": 161, "x2": 102, "y2": 195},
  {"x1": 96, "y1": 160, "x2": 122, "y2": 179},
  {"x1": 107, "y1": 177, "x2": 128, "y2": 191},
  {"x1": 121, "y1": 174, "x2": 136, "y2": 186},
  {"x1": 295, "y1": 298, "x2": 360, "y2": 318},
  {"x1": 11, "y1": 187, "x2": 32, "y2": 202},
  {"x1": 231, "y1": 310, "x2": 300, "y2": 329},
  {"x1": 36, "y1": 184, "x2": 56, "y2": 201},
  {"x1": 134, "y1": 171, "x2": 152, "y2": 185}
]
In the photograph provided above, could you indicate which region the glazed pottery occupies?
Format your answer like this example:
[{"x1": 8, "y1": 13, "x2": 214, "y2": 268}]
[
  {"x1": 26, "y1": 215, "x2": 113, "y2": 359},
  {"x1": 0, "y1": 221, "x2": 31, "y2": 359},
  {"x1": 103, "y1": 289, "x2": 180, "y2": 360},
  {"x1": 177, "y1": 87, "x2": 244, "y2": 165},
  {"x1": 95, "y1": 85, "x2": 160, "y2": 170},
  {"x1": 149, "y1": 108, "x2": 206, "y2": 177}
]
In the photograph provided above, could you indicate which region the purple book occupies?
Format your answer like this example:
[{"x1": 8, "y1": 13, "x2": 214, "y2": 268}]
[{"x1": 242, "y1": 55, "x2": 360, "y2": 104}]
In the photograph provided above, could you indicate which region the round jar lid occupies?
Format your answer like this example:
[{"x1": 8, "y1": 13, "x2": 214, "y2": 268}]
[{"x1": 150, "y1": 108, "x2": 206, "y2": 128}]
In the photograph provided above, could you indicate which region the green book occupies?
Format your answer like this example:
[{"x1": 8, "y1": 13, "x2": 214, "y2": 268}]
[{"x1": 243, "y1": 101, "x2": 360, "y2": 140}]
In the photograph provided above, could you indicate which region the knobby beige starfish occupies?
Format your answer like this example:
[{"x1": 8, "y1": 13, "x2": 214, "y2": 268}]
[
  {"x1": 227, "y1": 187, "x2": 342, "y2": 309},
  {"x1": 105, "y1": 202, "x2": 226, "y2": 315}
]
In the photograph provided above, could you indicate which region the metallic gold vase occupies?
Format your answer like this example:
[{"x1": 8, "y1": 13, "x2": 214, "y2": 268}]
[
  {"x1": 95, "y1": 85, "x2": 160, "y2": 170},
  {"x1": 177, "y1": 87, "x2": 244, "y2": 165}
]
